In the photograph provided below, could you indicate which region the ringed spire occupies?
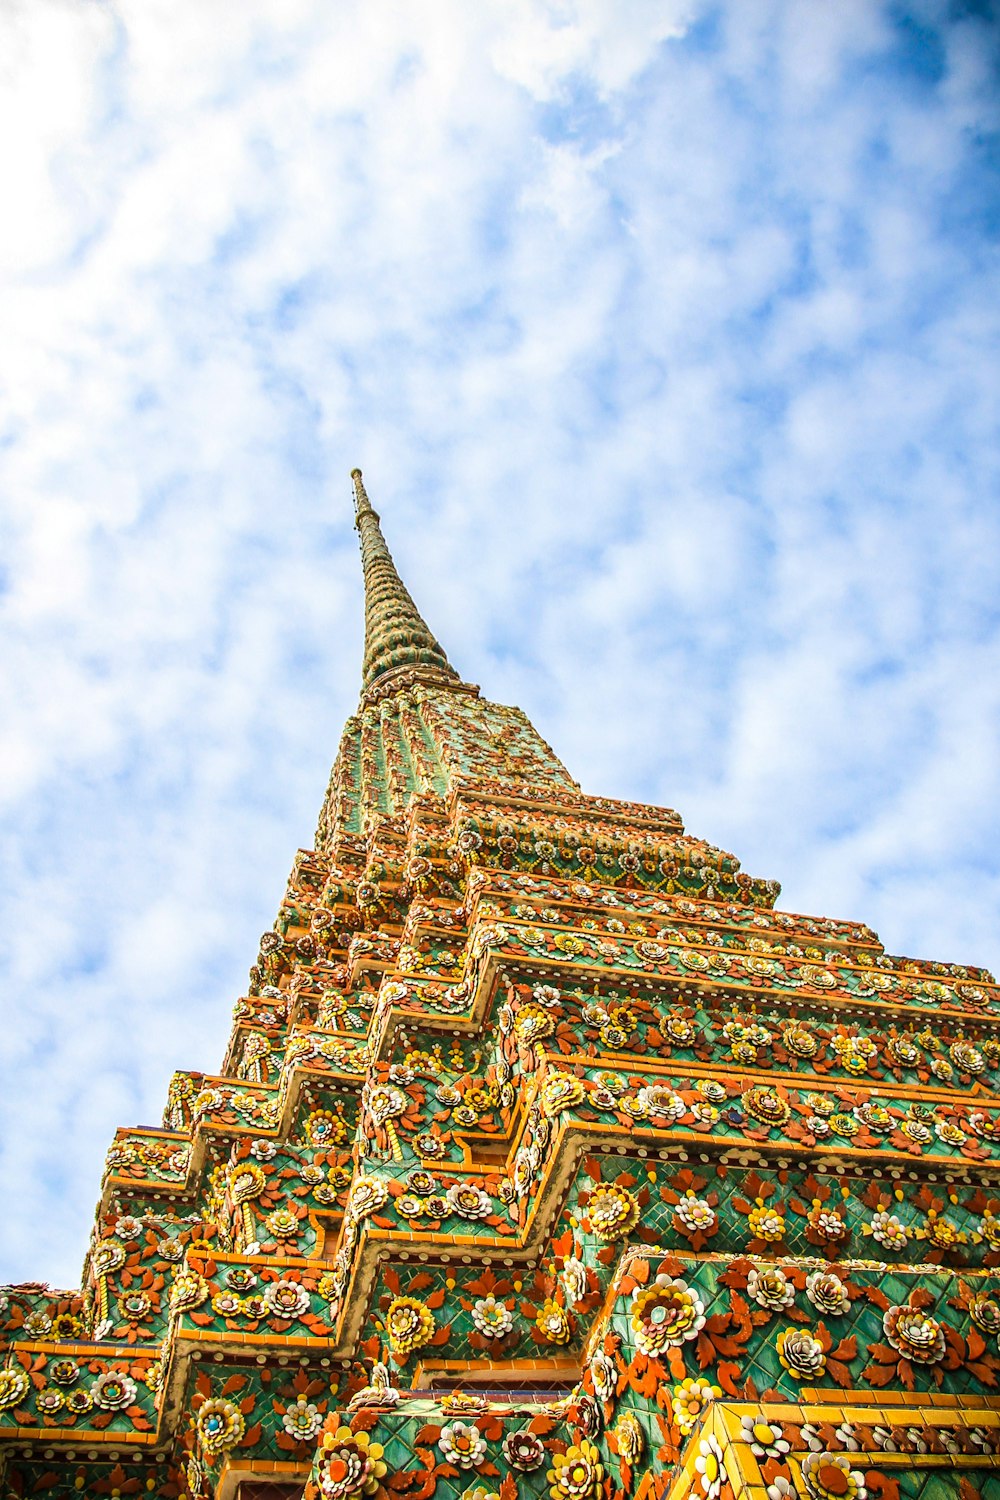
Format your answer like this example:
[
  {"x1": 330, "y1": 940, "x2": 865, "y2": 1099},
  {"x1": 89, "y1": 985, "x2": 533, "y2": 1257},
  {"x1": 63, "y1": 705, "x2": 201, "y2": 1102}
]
[{"x1": 351, "y1": 467, "x2": 459, "y2": 694}]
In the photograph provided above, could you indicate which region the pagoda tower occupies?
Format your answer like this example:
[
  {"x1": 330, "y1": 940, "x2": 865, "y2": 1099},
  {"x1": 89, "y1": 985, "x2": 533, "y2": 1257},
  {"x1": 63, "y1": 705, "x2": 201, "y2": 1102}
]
[{"x1": 3, "y1": 473, "x2": 1000, "y2": 1500}]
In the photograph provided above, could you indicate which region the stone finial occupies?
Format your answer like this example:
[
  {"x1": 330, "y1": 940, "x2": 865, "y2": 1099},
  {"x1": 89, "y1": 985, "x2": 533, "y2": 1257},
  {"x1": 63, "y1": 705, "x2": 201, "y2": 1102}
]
[{"x1": 350, "y1": 468, "x2": 459, "y2": 693}]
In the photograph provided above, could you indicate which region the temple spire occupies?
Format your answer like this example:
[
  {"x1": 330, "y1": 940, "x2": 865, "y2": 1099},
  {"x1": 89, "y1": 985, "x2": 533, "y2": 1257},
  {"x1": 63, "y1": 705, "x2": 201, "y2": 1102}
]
[{"x1": 351, "y1": 468, "x2": 459, "y2": 694}]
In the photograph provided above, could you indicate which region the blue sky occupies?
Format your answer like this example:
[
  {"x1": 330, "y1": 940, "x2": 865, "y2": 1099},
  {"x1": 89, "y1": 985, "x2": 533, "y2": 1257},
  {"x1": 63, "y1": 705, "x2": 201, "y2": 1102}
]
[{"x1": 1, "y1": 0, "x2": 999, "y2": 1287}]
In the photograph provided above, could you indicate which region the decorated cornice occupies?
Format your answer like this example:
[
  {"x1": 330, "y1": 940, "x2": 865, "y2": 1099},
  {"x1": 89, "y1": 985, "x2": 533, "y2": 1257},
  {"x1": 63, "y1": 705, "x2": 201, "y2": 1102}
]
[{"x1": 3, "y1": 477, "x2": 998, "y2": 1500}]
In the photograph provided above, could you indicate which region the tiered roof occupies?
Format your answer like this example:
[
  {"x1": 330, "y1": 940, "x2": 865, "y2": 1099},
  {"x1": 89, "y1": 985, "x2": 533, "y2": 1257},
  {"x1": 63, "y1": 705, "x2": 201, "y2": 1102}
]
[{"x1": 2, "y1": 475, "x2": 999, "y2": 1500}]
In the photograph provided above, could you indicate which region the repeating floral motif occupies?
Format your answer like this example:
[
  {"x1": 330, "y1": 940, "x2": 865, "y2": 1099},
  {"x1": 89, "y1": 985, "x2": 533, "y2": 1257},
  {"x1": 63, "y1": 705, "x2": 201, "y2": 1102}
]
[{"x1": 4, "y1": 485, "x2": 1000, "y2": 1499}]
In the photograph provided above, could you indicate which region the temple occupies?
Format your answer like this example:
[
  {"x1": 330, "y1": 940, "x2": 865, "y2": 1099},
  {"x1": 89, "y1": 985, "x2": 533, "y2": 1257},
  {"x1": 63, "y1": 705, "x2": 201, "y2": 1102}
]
[{"x1": 3, "y1": 473, "x2": 1000, "y2": 1500}]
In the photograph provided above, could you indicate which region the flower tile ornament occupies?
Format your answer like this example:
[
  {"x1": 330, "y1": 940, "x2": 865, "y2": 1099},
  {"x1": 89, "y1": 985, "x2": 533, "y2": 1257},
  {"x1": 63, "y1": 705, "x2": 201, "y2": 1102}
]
[{"x1": 3, "y1": 470, "x2": 1000, "y2": 1498}]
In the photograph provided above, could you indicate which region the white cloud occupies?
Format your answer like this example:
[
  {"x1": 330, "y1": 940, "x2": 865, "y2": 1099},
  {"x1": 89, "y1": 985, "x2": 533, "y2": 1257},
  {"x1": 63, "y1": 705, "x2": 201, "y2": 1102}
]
[{"x1": 1, "y1": 0, "x2": 999, "y2": 1285}]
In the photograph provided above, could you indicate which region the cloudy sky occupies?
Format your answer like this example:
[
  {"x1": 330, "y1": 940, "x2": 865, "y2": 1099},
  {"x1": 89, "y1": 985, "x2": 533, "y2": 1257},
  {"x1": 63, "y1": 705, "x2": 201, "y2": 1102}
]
[{"x1": 2, "y1": 0, "x2": 999, "y2": 1287}]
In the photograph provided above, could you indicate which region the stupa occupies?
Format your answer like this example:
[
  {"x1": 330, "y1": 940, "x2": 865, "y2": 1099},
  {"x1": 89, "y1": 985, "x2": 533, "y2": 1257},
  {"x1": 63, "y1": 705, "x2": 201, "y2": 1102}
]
[{"x1": 3, "y1": 472, "x2": 1000, "y2": 1500}]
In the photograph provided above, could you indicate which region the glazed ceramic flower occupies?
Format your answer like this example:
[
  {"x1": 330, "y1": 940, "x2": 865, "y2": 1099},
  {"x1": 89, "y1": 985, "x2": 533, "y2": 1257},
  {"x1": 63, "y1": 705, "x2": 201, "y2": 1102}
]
[
  {"x1": 282, "y1": 1396, "x2": 323, "y2": 1441},
  {"x1": 969, "y1": 1292, "x2": 1000, "y2": 1336},
  {"x1": 316, "y1": 1272, "x2": 340, "y2": 1303},
  {"x1": 589, "y1": 1348, "x2": 618, "y2": 1404},
  {"x1": 92, "y1": 1371, "x2": 137, "y2": 1410},
  {"x1": 783, "y1": 1024, "x2": 818, "y2": 1058},
  {"x1": 694, "y1": 1434, "x2": 726, "y2": 1499},
  {"x1": 595, "y1": 1072, "x2": 626, "y2": 1096},
  {"x1": 676, "y1": 1195, "x2": 717, "y2": 1234},
  {"x1": 196, "y1": 1396, "x2": 246, "y2": 1455},
  {"x1": 92, "y1": 1238, "x2": 127, "y2": 1274},
  {"x1": 212, "y1": 1291, "x2": 242, "y2": 1318},
  {"x1": 805, "y1": 1270, "x2": 850, "y2": 1317},
  {"x1": 619, "y1": 1094, "x2": 647, "y2": 1119},
  {"x1": 306, "y1": 1110, "x2": 347, "y2": 1146},
  {"x1": 316, "y1": 1425, "x2": 387, "y2": 1498},
  {"x1": 868, "y1": 1211, "x2": 908, "y2": 1251},
  {"x1": 442, "y1": 1391, "x2": 488, "y2": 1417},
  {"x1": 922, "y1": 1215, "x2": 963, "y2": 1250},
  {"x1": 264, "y1": 1279, "x2": 311, "y2": 1320},
  {"x1": 808, "y1": 1207, "x2": 849, "y2": 1244},
  {"x1": 562, "y1": 1256, "x2": 588, "y2": 1304},
  {"x1": 367, "y1": 1086, "x2": 407, "y2": 1125},
  {"x1": 630, "y1": 1275, "x2": 705, "y2": 1354},
  {"x1": 35, "y1": 1387, "x2": 64, "y2": 1415},
  {"x1": 542, "y1": 1073, "x2": 585, "y2": 1115},
  {"x1": 743, "y1": 1086, "x2": 791, "y2": 1128},
  {"x1": 446, "y1": 1182, "x2": 493, "y2": 1220},
  {"x1": 515, "y1": 1005, "x2": 555, "y2": 1043},
  {"x1": 471, "y1": 1295, "x2": 513, "y2": 1339},
  {"x1": 777, "y1": 1327, "x2": 827, "y2": 1380},
  {"x1": 532, "y1": 984, "x2": 561, "y2": 1006},
  {"x1": 739, "y1": 1415, "x2": 790, "y2": 1460},
  {"x1": 666, "y1": 1016, "x2": 695, "y2": 1045},
  {"x1": 747, "y1": 1204, "x2": 786, "y2": 1242},
  {"x1": 548, "y1": 1439, "x2": 604, "y2": 1500},
  {"x1": 170, "y1": 1271, "x2": 209, "y2": 1312},
  {"x1": 385, "y1": 1295, "x2": 435, "y2": 1356},
  {"x1": 804, "y1": 1093, "x2": 835, "y2": 1116},
  {"x1": 117, "y1": 1291, "x2": 150, "y2": 1323},
  {"x1": 614, "y1": 1412, "x2": 643, "y2": 1464},
  {"x1": 883, "y1": 1305, "x2": 946, "y2": 1364},
  {"x1": 266, "y1": 1208, "x2": 300, "y2": 1240},
  {"x1": 800, "y1": 1452, "x2": 867, "y2": 1500},
  {"x1": 854, "y1": 1103, "x2": 892, "y2": 1133},
  {"x1": 48, "y1": 1308, "x2": 80, "y2": 1344},
  {"x1": 888, "y1": 1036, "x2": 919, "y2": 1066},
  {"x1": 670, "y1": 1377, "x2": 719, "y2": 1436},
  {"x1": 399, "y1": 1185, "x2": 435, "y2": 1217},
  {"x1": 585, "y1": 1183, "x2": 640, "y2": 1241},
  {"x1": 503, "y1": 1430, "x2": 546, "y2": 1471},
  {"x1": 438, "y1": 1422, "x2": 486, "y2": 1469},
  {"x1": 350, "y1": 1178, "x2": 390, "y2": 1220},
  {"x1": 536, "y1": 1298, "x2": 572, "y2": 1344},
  {"x1": 0, "y1": 1368, "x2": 30, "y2": 1411},
  {"x1": 747, "y1": 1266, "x2": 795, "y2": 1311}
]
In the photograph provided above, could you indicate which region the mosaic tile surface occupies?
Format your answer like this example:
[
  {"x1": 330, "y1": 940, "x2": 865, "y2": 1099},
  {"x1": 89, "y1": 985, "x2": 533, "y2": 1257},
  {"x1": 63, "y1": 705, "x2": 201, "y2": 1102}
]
[{"x1": 3, "y1": 474, "x2": 1000, "y2": 1499}]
